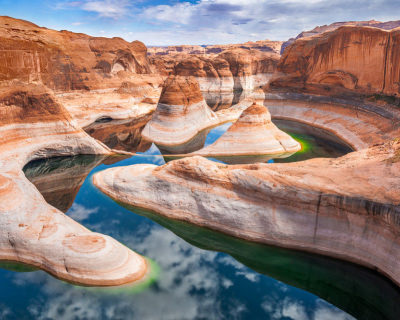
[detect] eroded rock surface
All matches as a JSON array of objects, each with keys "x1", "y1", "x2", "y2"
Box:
[
  {"x1": 0, "y1": 16, "x2": 163, "y2": 126},
  {"x1": 191, "y1": 103, "x2": 300, "y2": 163},
  {"x1": 94, "y1": 139, "x2": 400, "y2": 285},
  {"x1": 141, "y1": 76, "x2": 219, "y2": 152},
  {"x1": 273, "y1": 25, "x2": 400, "y2": 97},
  {"x1": 0, "y1": 83, "x2": 147, "y2": 286}
]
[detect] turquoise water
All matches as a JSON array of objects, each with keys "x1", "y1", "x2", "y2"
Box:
[{"x1": 10, "y1": 121, "x2": 398, "y2": 319}]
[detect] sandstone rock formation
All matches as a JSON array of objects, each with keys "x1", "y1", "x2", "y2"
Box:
[
  {"x1": 148, "y1": 40, "x2": 283, "y2": 56},
  {"x1": 273, "y1": 25, "x2": 400, "y2": 97},
  {"x1": 94, "y1": 138, "x2": 400, "y2": 286},
  {"x1": 281, "y1": 19, "x2": 400, "y2": 53},
  {"x1": 0, "y1": 16, "x2": 163, "y2": 126},
  {"x1": 141, "y1": 76, "x2": 219, "y2": 153},
  {"x1": 84, "y1": 114, "x2": 152, "y2": 153},
  {"x1": 191, "y1": 103, "x2": 301, "y2": 164},
  {"x1": 150, "y1": 48, "x2": 280, "y2": 100},
  {"x1": 0, "y1": 83, "x2": 147, "y2": 286}
]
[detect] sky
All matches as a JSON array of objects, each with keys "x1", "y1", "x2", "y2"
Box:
[{"x1": 0, "y1": 0, "x2": 399, "y2": 46}]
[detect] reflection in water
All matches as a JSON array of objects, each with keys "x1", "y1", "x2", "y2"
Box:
[
  {"x1": 84, "y1": 114, "x2": 152, "y2": 153},
  {"x1": 23, "y1": 155, "x2": 105, "y2": 212},
  {"x1": 13, "y1": 121, "x2": 385, "y2": 319},
  {"x1": 204, "y1": 90, "x2": 244, "y2": 111},
  {"x1": 274, "y1": 120, "x2": 353, "y2": 163},
  {"x1": 124, "y1": 206, "x2": 400, "y2": 320}
]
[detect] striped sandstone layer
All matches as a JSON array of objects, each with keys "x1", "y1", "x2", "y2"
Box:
[
  {"x1": 141, "y1": 76, "x2": 219, "y2": 152},
  {"x1": 0, "y1": 83, "x2": 147, "y2": 286},
  {"x1": 94, "y1": 138, "x2": 400, "y2": 286},
  {"x1": 190, "y1": 103, "x2": 300, "y2": 163},
  {"x1": 0, "y1": 16, "x2": 163, "y2": 127}
]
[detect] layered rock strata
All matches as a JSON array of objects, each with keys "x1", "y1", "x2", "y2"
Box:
[
  {"x1": 141, "y1": 76, "x2": 219, "y2": 153},
  {"x1": 273, "y1": 25, "x2": 400, "y2": 97},
  {"x1": 0, "y1": 16, "x2": 163, "y2": 126},
  {"x1": 281, "y1": 19, "x2": 400, "y2": 53},
  {"x1": 94, "y1": 139, "x2": 400, "y2": 286},
  {"x1": 148, "y1": 40, "x2": 283, "y2": 56},
  {"x1": 151, "y1": 49, "x2": 280, "y2": 96},
  {"x1": 190, "y1": 103, "x2": 301, "y2": 164},
  {"x1": 0, "y1": 83, "x2": 147, "y2": 286}
]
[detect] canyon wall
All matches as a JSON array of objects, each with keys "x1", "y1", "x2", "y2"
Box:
[
  {"x1": 148, "y1": 40, "x2": 283, "y2": 56},
  {"x1": 281, "y1": 20, "x2": 400, "y2": 53},
  {"x1": 273, "y1": 25, "x2": 400, "y2": 97}
]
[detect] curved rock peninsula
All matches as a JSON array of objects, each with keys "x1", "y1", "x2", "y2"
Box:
[
  {"x1": 0, "y1": 83, "x2": 147, "y2": 286},
  {"x1": 94, "y1": 138, "x2": 400, "y2": 286},
  {"x1": 94, "y1": 24, "x2": 400, "y2": 286},
  {"x1": 190, "y1": 103, "x2": 300, "y2": 164},
  {"x1": 141, "y1": 76, "x2": 220, "y2": 153}
]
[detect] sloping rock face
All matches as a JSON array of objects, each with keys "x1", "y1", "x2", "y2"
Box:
[
  {"x1": 151, "y1": 48, "x2": 280, "y2": 95},
  {"x1": 273, "y1": 25, "x2": 400, "y2": 97},
  {"x1": 94, "y1": 139, "x2": 400, "y2": 286},
  {"x1": 281, "y1": 20, "x2": 400, "y2": 53},
  {"x1": 192, "y1": 103, "x2": 300, "y2": 163},
  {"x1": 0, "y1": 16, "x2": 163, "y2": 126},
  {"x1": 148, "y1": 40, "x2": 283, "y2": 56},
  {"x1": 141, "y1": 76, "x2": 219, "y2": 151},
  {"x1": 0, "y1": 83, "x2": 147, "y2": 286},
  {"x1": 0, "y1": 16, "x2": 150, "y2": 90}
]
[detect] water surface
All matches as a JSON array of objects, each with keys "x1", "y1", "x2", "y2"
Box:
[{"x1": 8, "y1": 121, "x2": 397, "y2": 319}]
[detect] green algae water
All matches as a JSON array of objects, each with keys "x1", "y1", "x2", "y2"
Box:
[{"x1": 7, "y1": 120, "x2": 396, "y2": 319}]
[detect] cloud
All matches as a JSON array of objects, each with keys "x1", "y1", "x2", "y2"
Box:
[
  {"x1": 82, "y1": 0, "x2": 130, "y2": 18},
  {"x1": 67, "y1": 203, "x2": 99, "y2": 221},
  {"x1": 56, "y1": 0, "x2": 130, "y2": 19}
]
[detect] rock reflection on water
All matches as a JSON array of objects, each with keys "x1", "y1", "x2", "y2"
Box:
[
  {"x1": 84, "y1": 114, "x2": 152, "y2": 153},
  {"x1": 12, "y1": 120, "x2": 370, "y2": 320},
  {"x1": 23, "y1": 155, "x2": 105, "y2": 212}
]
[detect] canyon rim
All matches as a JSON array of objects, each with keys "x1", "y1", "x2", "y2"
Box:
[{"x1": 0, "y1": 2, "x2": 400, "y2": 319}]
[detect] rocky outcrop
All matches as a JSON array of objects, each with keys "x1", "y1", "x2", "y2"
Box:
[
  {"x1": 190, "y1": 103, "x2": 300, "y2": 164},
  {"x1": 273, "y1": 25, "x2": 400, "y2": 97},
  {"x1": 0, "y1": 83, "x2": 147, "y2": 286},
  {"x1": 94, "y1": 138, "x2": 400, "y2": 286},
  {"x1": 281, "y1": 20, "x2": 400, "y2": 53},
  {"x1": 148, "y1": 40, "x2": 283, "y2": 56},
  {"x1": 150, "y1": 49, "x2": 280, "y2": 96},
  {"x1": 141, "y1": 76, "x2": 219, "y2": 153},
  {"x1": 0, "y1": 16, "x2": 163, "y2": 126},
  {"x1": 84, "y1": 114, "x2": 152, "y2": 153}
]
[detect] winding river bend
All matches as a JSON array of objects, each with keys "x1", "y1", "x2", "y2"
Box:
[{"x1": 0, "y1": 120, "x2": 391, "y2": 319}]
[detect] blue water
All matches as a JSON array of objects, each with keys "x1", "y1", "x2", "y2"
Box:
[{"x1": 9, "y1": 121, "x2": 398, "y2": 319}]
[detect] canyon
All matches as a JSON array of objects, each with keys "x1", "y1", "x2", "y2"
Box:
[{"x1": 0, "y1": 12, "x2": 400, "y2": 303}]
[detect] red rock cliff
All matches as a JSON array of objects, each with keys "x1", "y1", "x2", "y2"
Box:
[
  {"x1": 0, "y1": 16, "x2": 152, "y2": 91},
  {"x1": 273, "y1": 26, "x2": 400, "y2": 97}
]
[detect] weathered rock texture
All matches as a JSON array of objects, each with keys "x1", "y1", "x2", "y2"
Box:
[
  {"x1": 148, "y1": 40, "x2": 283, "y2": 56},
  {"x1": 0, "y1": 83, "x2": 147, "y2": 286},
  {"x1": 281, "y1": 19, "x2": 400, "y2": 53},
  {"x1": 191, "y1": 103, "x2": 300, "y2": 163},
  {"x1": 273, "y1": 25, "x2": 400, "y2": 97},
  {"x1": 94, "y1": 139, "x2": 400, "y2": 286},
  {"x1": 84, "y1": 114, "x2": 152, "y2": 153},
  {"x1": 151, "y1": 49, "x2": 280, "y2": 95},
  {"x1": 141, "y1": 76, "x2": 219, "y2": 151},
  {"x1": 0, "y1": 16, "x2": 163, "y2": 126}
]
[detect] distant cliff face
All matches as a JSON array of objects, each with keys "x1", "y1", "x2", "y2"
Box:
[
  {"x1": 148, "y1": 40, "x2": 283, "y2": 56},
  {"x1": 273, "y1": 26, "x2": 400, "y2": 97},
  {"x1": 281, "y1": 20, "x2": 400, "y2": 54},
  {"x1": 151, "y1": 48, "x2": 280, "y2": 93},
  {"x1": 0, "y1": 16, "x2": 152, "y2": 92}
]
